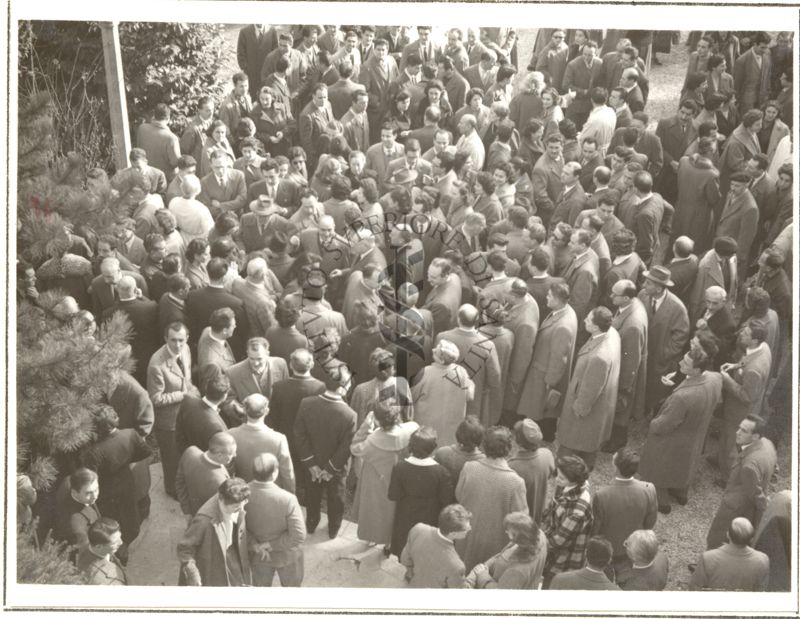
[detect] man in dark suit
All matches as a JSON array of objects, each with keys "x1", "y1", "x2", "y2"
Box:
[
  {"x1": 706, "y1": 413, "x2": 776, "y2": 550},
  {"x1": 550, "y1": 536, "x2": 621, "y2": 590},
  {"x1": 608, "y1": 113, "x2": 664, "y2": 179},
  {"x1": 109, "y1": 371, "x2": 154, "y2": 437},
  {"x1": 378, "y1": 26, "x2": 409, "y2": 65},
  {"x1": 260, "y1": 33, "x2": 308, "y2": 99},
  {"x1": 184, "y1": 257, "x2": 249, "y2": 359},
  {"x1": 175, "y1": 432, "x2": 236, "y2": 519},
  {"x1": 561, "y1": 229, "x2": 600, "y2": 327},
  {"x1": 591, "y1": 448, "x2": 657, "y2": 572},
  {"x1": 733, "y1": 32, "x2": 772, "y2": 114},
  {"x1": 198, "y1": 151, "x2": 248, "y2": 219},
  {"x1": 82, "y1": 408, "x2": 153, "y2": 551},
  {"x1": 298, "y1": 83, "x2": 334, "y2": 172},
  {"x1": 174, "y1": 370, "x2": 230, "y2": 455},
  {"x1": 439, "y1": 57, "x2": 469, "y2": 110},
  {"x1": 293, "y1": 365, "x2": 357, "y2": 538},
  {"x1": 326, "y1": 61, "x2": 362, "y2": 120},
  {"x1": 629, "y1": 171, "x2": 670, "y2": 267},
  {"x1": 462, "y1": 51, "x2": 498, "y2": 91},
  {"x1": 89, "y1": 257, "x2": 149, "y2": 318},
  {"x1": 400, "y1": 26, "x2": 442, "y2": 70},
  {"x1": 158, "y1": 273, "x2": 190, "y2": 337},
  {"x1": 103, "y1": 275, "x2": 159, "y2": 387},
  {"x1": 359, "y1": 38, "x2": 399, "y2": 144},
  {"x1": 237, "y1": 25, "x2": 277, "y2": 99},
  {"x1": 562, "y1": 39, "x2": 604, "y2": 130},
  {"x1": 667, "y1": 236, "x2": 699, "y2": 307},
  {"x1": 638, "y1": 266, "x2": 690, "y2": 414},
  {"x1": 693, "y1": 285, "x2": 736, "y2": 366},
  {"x1": 407, "y1": 108, "x2": 442, "y2": 154},
  {"x1": 655, "y1": 100, "x2": 699, "y2": 204}
]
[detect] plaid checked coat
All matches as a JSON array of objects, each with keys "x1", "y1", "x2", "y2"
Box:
[{"x1": 542, "y1": 483, "x2": 594, "y2": 581}]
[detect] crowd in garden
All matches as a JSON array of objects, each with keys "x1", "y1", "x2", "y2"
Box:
[{"x1": 17, "y1": 25, "x2": 794, "y2": 592}]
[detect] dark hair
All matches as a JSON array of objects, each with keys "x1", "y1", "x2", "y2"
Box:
[
  {"x1": 590, "y1": 306, "x2": 613, "y2": 332},
  {"x1": 206, "y1": 257, "x2": 229, "y2": 281},
  {"x1": 557, "y1": 119, "x2": 576, "y2": 140},
  {"x1": 482, "y1": 425, "x2": 513, "y2": 459},
  {"x1": 69, "y1": 467, "x2": 98, "y2": 492},
  {"x1": 585, "y1": 536, "x2": 614, "y2": 568},
  {"x1": 744, "y1": 414, "x2": 767, "y2": 438},
  {"x1": 218, "y1": 477, "x2": 250, "y2": 505},
  {"x1": 455, "y1": 415, "x2": 484, "y2": 451},
  {"x1": 88, "y1": 517, "x2": 121, "y2": 547},
  {"x1": 186, "y1": 238, "x2": 209, "y2": 263},
  {"x1": 556, "y1": 455, "x2": 589, "y2": 485},
  {"x1": 614, "y1": 447, "x2": 640, "y2": 478},
  {"x1": 409, "y1": 426, "x2": 438, "y2": 458}
]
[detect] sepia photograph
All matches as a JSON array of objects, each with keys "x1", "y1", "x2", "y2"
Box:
[{"x1": 6, "y1": 1, "x2": 798, "y2": 615}]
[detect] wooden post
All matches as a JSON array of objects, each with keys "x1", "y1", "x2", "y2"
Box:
[{"x1": 99, "y1": 22, "x2": 131, "y2": 172}]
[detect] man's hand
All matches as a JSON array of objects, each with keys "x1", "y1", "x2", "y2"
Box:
[
  {"x1": 309, "y1": 465, "x2": 323, "y2": 482},
  {"x1": 670, "y1": 160, "x2": 679, "y2": 172},
  {"x1": 661, "y1": 372, "x2": 676, "y2": 387},
  {"x1": 211, "y1": 200, "x2": 221, "y2": 208},
  {"x1": 254, "y1": 541, "x2": 272, "y2": 561},
  {"x1": 329, "y1": 269, "x2": 343, "y2": 278}
]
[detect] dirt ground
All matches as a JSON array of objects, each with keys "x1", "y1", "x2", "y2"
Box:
[{"x1": 215, "y1": 26, "x2": 791, "y2": 591}]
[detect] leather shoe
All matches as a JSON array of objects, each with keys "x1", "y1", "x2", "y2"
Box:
[
  {"x1": 668, "y1": 488, "x2": 689, "y2": 505},
  {"x1": 687, "y1": 563, "x2": 697, "y2": 574},
  {"x1": 306, "y1": 518, "x2": 319, "y2": 534},
  {"x1": 328, "y1": 523, "x2": 341, "y2": 539},
  {"x1": 657, "y1": 503, "x2": 672, "y2": 515}
]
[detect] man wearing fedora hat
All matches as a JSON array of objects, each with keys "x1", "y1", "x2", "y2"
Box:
[
  {"x1": 240, "y1": 194, "x2": 296, "y2": 254},
  {"x1": 637, "y1": 265, "x2": 690, "y2": 415},
  {"x1": 385, "y1": 139, "x2": 433, "y2": 191},
  {"x1": 714, "y1": 172, "x2": 759, "y2": 269}
]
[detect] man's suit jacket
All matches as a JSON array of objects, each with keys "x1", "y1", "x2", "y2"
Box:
[
  {"x1": 443, "y1": 72, "x2": 470, "y2": 110},
  {"x1": 625, "y1": 84, "x2": 646, "y2": 114},
  {"x1": 359, "y1": 55, "x2": 400, "y2": 119},
  {"x1": 229, "y1": 422, "x2": 295, "y2": 491},
  {"x1": 110, "y1": 371, "x2": 155, "y2": 436},
  {"x1": 667, "y1": 255, "x2": 699, "y2": 306},
  {"x1": 158, "y1": 293, "x2": 186, "y2": 337},
  {"x1": 294, "y1": 392, "x2": 357, "y2": 476},
  {"x1": 562, "y1": 57, "x2": 604, "y2": 115},
  {"x1": 592, "y1": 477, "x2": 657, "y2": 557},
  {"x1": 700, "y1": 304, "x2": 737, "y2": 364},
  {"x1": 245, "y1": 480, "x2": 306, "y2": 568},
  {"x1": 715, "y1": 190, "x2": 759, "y2": 266},
  {"x1": 379, "y1": 29, "x2": 410, "y2": 63},
  {"x1": 609, "y1": 128, "x2": 664, "y2": 178},
  {"x1": 722, "y1": 344, "x2": 771, "y2": 422},
  {"x1": 562, "y1": 249, "x2": 600, "y2": 324},
  {"x1": 551, "y1": 183, "x2": 588, "y2": 228},
  {"x1": 226, "y1": 357, "x2": 289, "y2": 402},
  {"x1": 174, "y1": 395, "x2": 228, "y2": 455},
  {"x1": 104, "y1": 297, "x2": 160, "y2": 384},
  {"x1": 464, "y1": 39, "x2": 490, "y2": 67},
  {"x1": 687, "y1": 250, "x2": 738, "y2": 322},
  {"x1": 175, "y1": 446, "x2": 230, "y2": 516},
  {"x1": 269, "y1": 375, "x2": 327, "y2": 439},
  {"x1": 557, "y1": 328, "x2": 621, "y2": 452},
  {"x1": 327, "y1": 78, "x2": 363, "y2": 120},
  {"x1": 550, "y1": 567, "x2": 621, "y2": 590},
  {"x1": 656, "y1": 115, "x2": 698, "y2": 177},
  {"x1": 237, "y1": 25, "x2": 277, "y2": 96},
  {"x1": 198, "y1": 171, "x2": 248, "y2": 218},
  {"x1": 298, "y1": 101, "x2": 334, "y2": 160},
  {"x1": 400, "y1": 39, "x2": 442, "y2": 70},
  {"x1": 578, "y1": 151, "x2": 604, "y2": 192},
  {"x1": 421, "y1": 273, "x2": 462, "y2": 336},
  {"x1": 461, "y1": 64, "x2": 491, "y2": 91},
  {"x1": 260, "y1": 49, "x2": 307, "y2": 94},
  {"x1": 503, "y1": 295, "x2": 540, "y2": 411},
  {"x1": 177, "y1": 494, "x2": 251, "y2": 586},
  {"x1": 631, "y1": 193, "x2": 669, "y2": 267},
  {"x1": 536, "y1": 45, "x2": 569, "y2": 93},
  {"x1": 690, "y1": 543, "x2": 769, "y2": 591},
  {"x1": 407, "y1": 125, "x2": 439, "y2": 154},
  {"x1": 147, "y1": 344, "x2": 197, "y2": 432},
  {"x1": 718, "y1": 124, "x2": 761, "y2": 196},
  {"x1": 89, "y1": 271, "x2": 149, "y2": 317},
  {"x1": 612, "y1": 299, "x2": 649, "y2": 423},
  {"x1": 364, "y1": 142, "x2": 405, "y2": 192},
  {"x1": 340, "y1": 108, "x2": 371, "y2": 153},
  {"x1": 518, "y1": 305, "x2": 578, "y2": 420},
  {"x1": 197, "y1": 327, "x2": 236, "y2": 370},
  {"x1": 532, "y1": 154, "x2": 564, "y2": 225},
  {"x1": 638, "y1": 290, "x2": 690, "y2": 379},
  {"x1": 136, "y1": 121, "x2": 181, "y2": 182},
  {"x1": 185, "y1": 286, "x2": 250, "y2": 359},
  {"x1": 385, "y1": 156, "x2": 433, "y2": 189},
  {"x1": 733, "y1": 48, "x2": 772, "y2": 112}
]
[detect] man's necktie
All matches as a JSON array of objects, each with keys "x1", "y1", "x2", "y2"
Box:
[
  {"x1": 350, "y1": 53, "x2": 355, "y2": 67},
  {"x1": 176, "y1": 355, "x2": 186, "y2": 377},
  {"x1": 111, "y1": 284, "x2": 119, "y2": 302},
  {"x1": 721, "y1": 258, "x2": 732, "y2": 292},
  {"x1": 650, "y1": 297, "x2": 657, "y2": 315}
]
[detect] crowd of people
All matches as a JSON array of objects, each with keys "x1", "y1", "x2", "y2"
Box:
[{"x1": 18, "y1": 25, "x2": 793, "y2": 592}]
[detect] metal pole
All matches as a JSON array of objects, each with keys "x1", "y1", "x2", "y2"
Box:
[{"x1": 99, "y1": 22, "x2": 131, "y2": 172}]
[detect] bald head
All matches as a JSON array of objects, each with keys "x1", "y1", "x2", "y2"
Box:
[
  {"x1": 53, "y1": 296, "x2": 80, "y2": 321},
  {"x1": 728, "y1": 517, "x2": 755, "y2": 546},
  {"x1": 457, "y1": 304, "x2": 479, "y2": 329},
  {"x1": 243, "y1": 393, "x2": 269, "y2": 420},
  {"x1": 673, "y1": 236, "x2": 694, "y2": 258},
  {"x1": 117, "y1": 275, "x2": 137, "y2": 300}
]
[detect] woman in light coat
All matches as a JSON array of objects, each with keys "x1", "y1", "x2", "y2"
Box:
[{"x1": 350, "y1": 401, "x2": 419, "y2": 550}]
